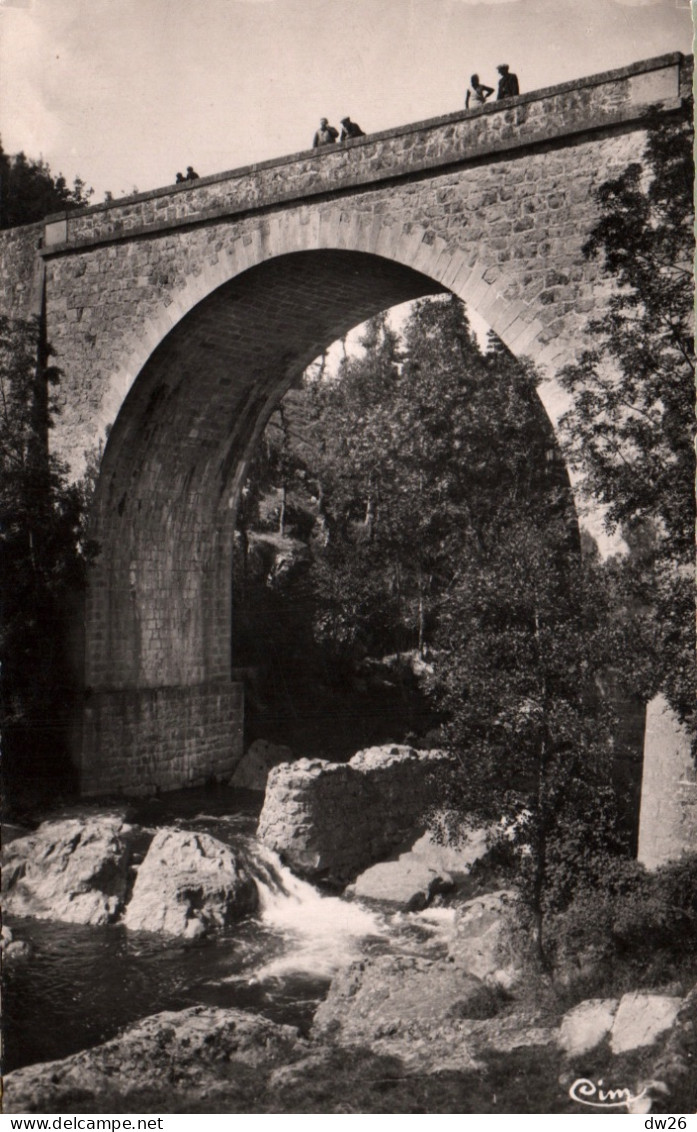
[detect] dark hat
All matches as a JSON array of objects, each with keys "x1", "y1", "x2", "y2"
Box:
[
  {"x1": 497, "y1": 63, "x2": 509, "y2": 72},
  {"x1": 341, "y1": 117, "x2": 351, "y2": 124}
]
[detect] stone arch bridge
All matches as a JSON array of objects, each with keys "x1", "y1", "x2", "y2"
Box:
[{"x1": 1, "y1": 53, "x2": 693, "y2": 861}]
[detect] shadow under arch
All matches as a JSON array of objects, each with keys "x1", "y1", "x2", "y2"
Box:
[{"x1": 82, "y1": 244, "x2": 576, "y2": 796}]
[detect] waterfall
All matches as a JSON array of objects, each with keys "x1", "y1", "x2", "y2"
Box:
[{"x1": 244, "y1": 841, "x2": 385, "y2": 979}]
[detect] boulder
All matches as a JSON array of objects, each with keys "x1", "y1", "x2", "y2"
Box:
[
  {"x1": 258, "y1": 745, "x2": 453, "y2": 883},
  {"x1": 347, "y1": 823, "x2": 489, "y2": 910},
  {"x1": 559, "y1": 998, "x2": 618, "y2": 1056},
  {"x1": 2, "y1": 1006, "x2": 307, "y2": 1113},
  {"x1": 313, "y1": 954, "x2": 493, "y2": 1040},
  {"x1": 610, "y1": 993, "x2": 682, "y2": 1054},
  {"x1": 3, "y1": 939, "x2": 31, "y2": 961},
  {"x1": 124, "y1": 827, "x2": 258, "y2": 937},
  {"x1": 348, "y1": 857, "x2": 453, "y2": 911},
  {"x1": 313, "y1": 953, "x2": 554, "y2": 1073},
  {"x1": 231, "y1": 739, "x2": 293, "y2": 791},
  {"x1": 2, "y1": 816, "x2": 143, "y2": 926},
  {"x1": 313, "y1": 953, "x2": 486, "y2": 1070},
  {"x1": 447, "y1": 890, "x2": 521, "y2": 988}
]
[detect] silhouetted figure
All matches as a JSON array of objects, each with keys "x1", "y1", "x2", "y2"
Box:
[
  {"x1": 340, "y1": 116, "x2": 365, "y2": 141},
  {"x1": 175, "y1": 172, "x2": 186, "y2": 183},
  {"x1": 312, "y1": 118, "x2": 339, "y2": 147},
  {"x1": 185, "y1": 166, "x2": 199, "y2": 180},
  {"x1": 465, "y1": 74, "x2": 494, "y2": 109},
  {"x1": 496, "y1": 64, "x2": 520, "y2": 100}
]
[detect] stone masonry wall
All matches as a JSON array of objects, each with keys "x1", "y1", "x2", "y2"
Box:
[
  {"x1": 81, "y1": 682, "x2": 243, "y2": 797},
  {"x1": 257, "y1": 745, "x2": 453, "y2": 884},
  {"x1": 43, "y1": 55, "x2": 683, "y2": 252},
  {"x1": 0, "y1": 222, "x2": 43, "y2": 318}
]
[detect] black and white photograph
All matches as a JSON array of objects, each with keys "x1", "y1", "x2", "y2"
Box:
[{"x1": 0, "y1": 0, "x2": 695, "y2": 1118}]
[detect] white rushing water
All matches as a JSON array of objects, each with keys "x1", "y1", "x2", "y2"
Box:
[{"x1": 247, "y1": 842, "x2": 385, "y2": 979}]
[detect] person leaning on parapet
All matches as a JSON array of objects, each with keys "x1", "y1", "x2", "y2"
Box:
[
  {"x1": 496, "y1": 64, "x2": 519, "y2": 100},
  {"x1": 175, "y1": 166, "x2": 200, "y2": 183},
  {"x1": 340, "y1": 116, "x2": 365, "y2": 141},
  {"x1": 465, "y1": 74, "x2": 494, "y2": 109},
  {"x1": 312, "y1": 118, "x2": 339, "y2": 147}
]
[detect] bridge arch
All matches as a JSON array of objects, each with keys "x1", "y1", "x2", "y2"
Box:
[
  {"x1": 95, "y1": 209, "x2": 573, "y2": 452},
  {"x1": 83, "y1": 233, "x2": 575, "y2": 795}
]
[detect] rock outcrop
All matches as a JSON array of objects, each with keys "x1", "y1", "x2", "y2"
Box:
[
  {"x1": 2, "y1": 816, "x2": 144, "y2": 926},
  {"x1": 447, "y1": 890, "x2": 521, "y2": 988},
  {"x1": 313, "y1": 953, "x2": 554, "y2": 1072},
  {"x1": 559, "y1": 998, "x2": 619, "y2": 1056},
  {"x1": 559, "y1": 992, "x2": 685, "y2": 1059},
  {"x1": 610, "y1": 993, "x2": 683, "y2": 1055},
  {"x1": 349, "y1": 857, "x2": 454, "y2": 910},
  {"x1": 313, "y1": 955, "x2": 484, "y2": 1071},
  {"x1": 347, "y1": 824, "x2": 490, "y2": 911},
  {"x1": 231, "y1": 739, "x2": 293, "y2": 791},
  {"x1": 258, "y1": 745, "x2": 452, "y2": 883},
  {"x1": 1, "y1": 924, "x2": 31, "y2": 961},
  {"x1": 123, "y1": 827, "x2": 258, "y2": 937},
  {"x1": 2, "y1": 1006, "x2": 307, "y2": 1114}
]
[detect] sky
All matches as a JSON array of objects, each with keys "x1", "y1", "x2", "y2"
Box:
[{"x1": 0, "y1": 0, "x2": 693, "y2": 200}]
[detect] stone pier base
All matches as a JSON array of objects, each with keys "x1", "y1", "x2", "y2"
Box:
[
  {"x1": 80, "y1": 682, "x2": 244, "y2": 797},
  {"x1": 637, "y1": 694, "x2": 697, "y2": 869}
]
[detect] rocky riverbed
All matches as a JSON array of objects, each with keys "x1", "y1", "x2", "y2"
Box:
[{"x1": 4, "y1": 746, "x2": 697, "y2": 1114}]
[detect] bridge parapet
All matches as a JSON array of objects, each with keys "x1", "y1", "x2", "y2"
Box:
[{"x1": 43, "y1": 53, "x2": 687, "y2": 255}]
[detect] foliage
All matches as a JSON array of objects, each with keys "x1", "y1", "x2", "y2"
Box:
[
  {"x1": 305, "y1": 299, "x2": 562, "y2": 662},
  {"x1": 433, "y1": 463, "x2": 626, "y2": 959},
  {"x1": 542, "y1": 851, "x2": 697, "y2": 987},
  {"x1": 0, "y1": 139, "x2": 93, "y2": 229},
  {"x1": 559, "y1": 104, "x2": 695, "y2": 739},
  {"x1": 0, "y1": 316, "x2": 94, "y2": 801}
]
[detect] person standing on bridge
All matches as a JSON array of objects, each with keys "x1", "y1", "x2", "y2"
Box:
[
  {"x1": 465, "y1": 74, "x2": 494, "y2": 109},
  {"x1": 312, "y1": 118, "x2": 339, "y2": 147},
  {"x1": 340, "y1": 116, "x2": 365, "y2": 141},
  {"x1": 496, "y1": 64, "x2": 520, "y2": 99}
]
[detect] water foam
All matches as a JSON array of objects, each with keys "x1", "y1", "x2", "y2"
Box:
[{"x1": 247, "y1": 843, "x2": 384, "y2": 979}]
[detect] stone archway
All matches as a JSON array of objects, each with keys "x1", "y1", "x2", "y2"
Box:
[{"x1": 82, "y1": 237, "x2": 576, "y2": 796}]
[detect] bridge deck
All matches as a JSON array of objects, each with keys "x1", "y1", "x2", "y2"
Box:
[{"x1": 42, "y1": 52, "x2": 688, "y2": 255}]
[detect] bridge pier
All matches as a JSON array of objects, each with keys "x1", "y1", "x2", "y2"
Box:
[
  {"x1": 80, "y1": 681, "x2": 244, "y2": 796},
  {"x1": 637, "y1": 696, "x2": 697, "y2": 868}
]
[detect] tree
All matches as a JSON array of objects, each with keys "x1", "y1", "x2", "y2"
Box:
[
  {"x1": 0, "y1": 139, "x2": 93, "y2": 229},
  {"x1": 0, "y1": 316, "x2": 94, "y2": 803},
  {"x1": 559, "y1": 104, "x2": 695, "y2": 741},
  {"x1": 434, "y1": 504, "x2": 623, "y2": 963},
  {"x1": 307, "y1": 299, "x2": 536, "y2": 660}
]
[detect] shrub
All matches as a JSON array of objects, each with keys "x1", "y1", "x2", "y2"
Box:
[{"x1": 543, "y1": 851, "x2": 697, "y2": 987}]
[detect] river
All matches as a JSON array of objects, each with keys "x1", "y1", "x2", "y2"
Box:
[{"x1": 2, "y1": 791, "x2": 454, "y2": 1074}]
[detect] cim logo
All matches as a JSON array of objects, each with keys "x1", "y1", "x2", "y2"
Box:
[
  {"x1": 570, "y1": 1077, "x2": 643, "y2": 1109},
  {"x1": 570, "y1": 1078, "x2": 691, "y2": 1122}
]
